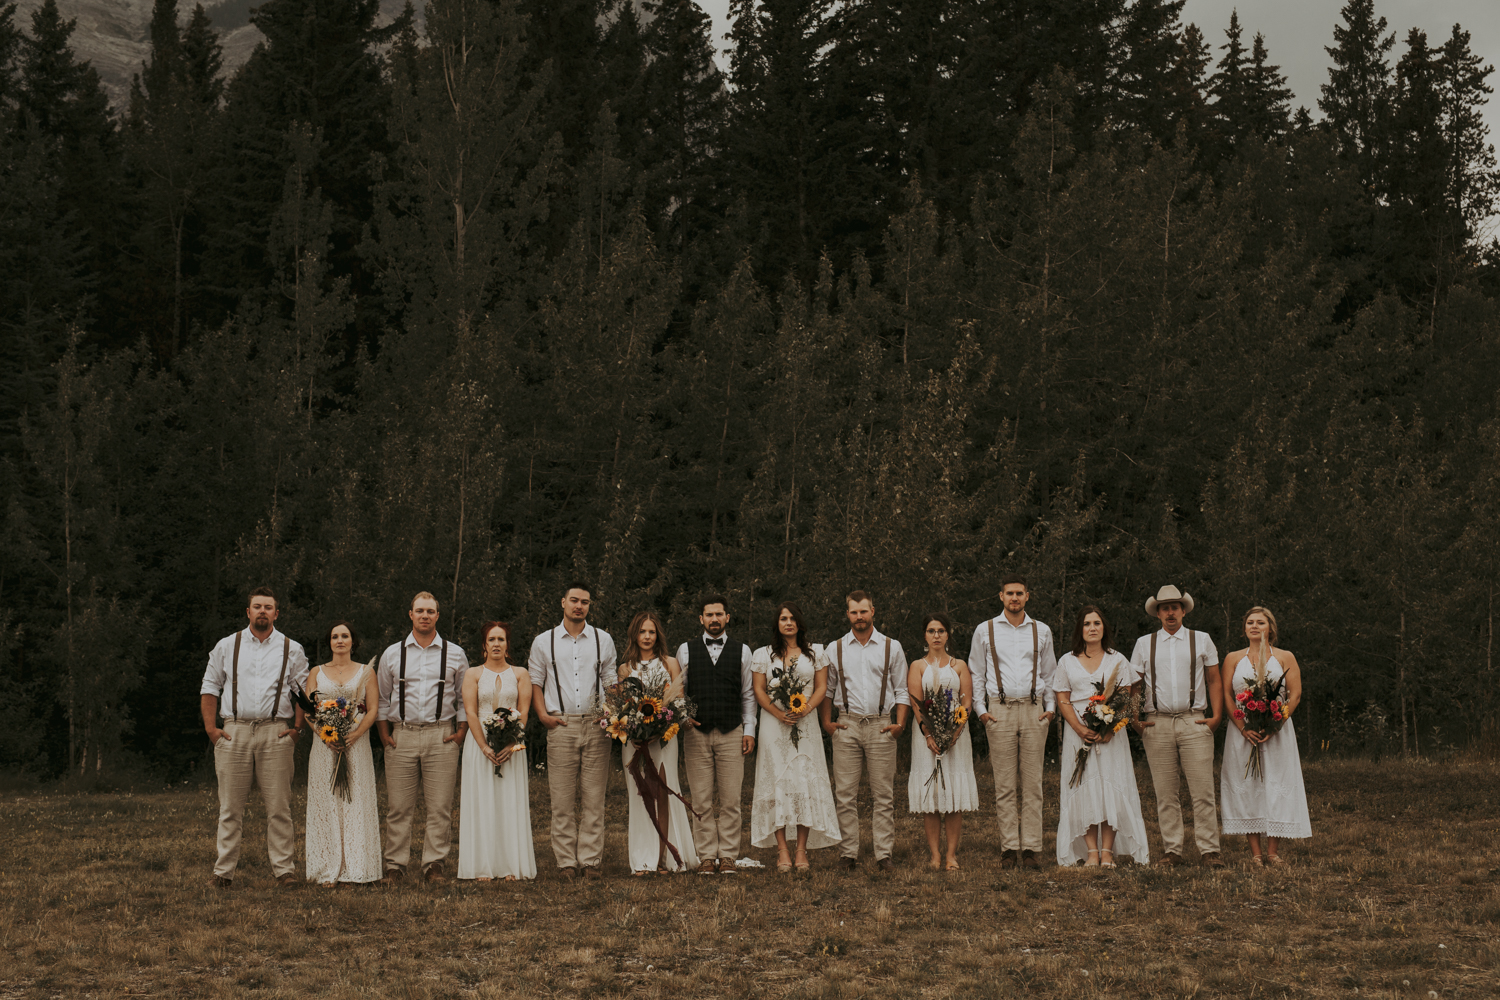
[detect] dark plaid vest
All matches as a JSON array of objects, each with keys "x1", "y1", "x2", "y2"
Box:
[{"x1": 684, "y1": 637, "x2": 744, "y2": 733}]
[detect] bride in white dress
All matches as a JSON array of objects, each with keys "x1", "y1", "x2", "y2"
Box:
[
  {"x1": 750, "y1": 601, "x2": 840, "y2": 873},
  {"x1": 618, "y1": 611, "x2": 698, "y2": 875},
  {"x1": 458, "y1": 622, "x2": 536, "y2": 881},
  {"x1": 1221, "y1": 606, "x2": 1311, "y2": 866},
  {"x1": 1054, "y1": 606, "x2": 1150, "y2": 868},
  {"x1": 305, "y1": 621, "x2": 383, "y2": 886},
  {"x1": 905, "y1": 612, "x2": 979, "y2": 870}
]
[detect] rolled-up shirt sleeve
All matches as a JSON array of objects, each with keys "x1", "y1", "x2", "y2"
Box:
[
  {"x1": 741, "y1": 646, "x2": 757, "y2": 735},
  {"x1": 968, "y1": 625, "x2": 991, "y2": 706},
  {"x1": 377, "y1": 645, "x2": 397, "y2": 722},
  {"x1": 452, "y1": 646, "x2": 470, "y2": 722},
  {"x1": 200, "y1": 634, "x2": 231, "y2": 698},
  {"x1": 1039, "y1": 629, "x2": 1059, "y2": 713},
  {"x1": 890, "y1": 641, "x2": 911, "y2": 706}
]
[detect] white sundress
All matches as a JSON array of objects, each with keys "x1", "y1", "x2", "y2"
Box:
[
  {"x1": 1221, "y1": 654, "x2": 1312, "y2": 840},
  {"x1": 749, "y1": 644, "x2": 842, "y2": 850},
  {"x1": 906, "y1": 659, "x2": 980, "y2": 814},
  {"x1": 457, "y1": 666, "x2": 537, "y2": 880},
  {"x1": 305, "y1": 663, "x2": 382, "y2": 884},
  {"x1": 622, "y1": 658, "x2": 699, "y2": 872}
]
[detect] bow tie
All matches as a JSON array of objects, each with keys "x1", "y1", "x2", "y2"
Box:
[{"x1": 705, "y1": 638, "x2": 725, "y2": 647}]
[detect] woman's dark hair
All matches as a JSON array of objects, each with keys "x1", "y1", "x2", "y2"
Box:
[
  {"x1": 326, "y1": 620, "x2": 360, "y2": 659},
  {"x1": 1070, "y1": 605, "x2": 1115, "y2": 657},
  {"x1": 621, "y1": 610, "x2": 669, "y2": 668},
  {"x1": 768, "y1": 601, "x2": 815, "y2": 660},
  {"x1": 477, "y1": 621, "x2": 511, "y2": 660},
  {"x1": 922, "y1": 612, "x2": 954, "y2": 643}
]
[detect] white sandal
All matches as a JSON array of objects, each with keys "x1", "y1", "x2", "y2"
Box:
[{"x1": 1100, "y1": 850, "x2": 1117, "y2": 869}]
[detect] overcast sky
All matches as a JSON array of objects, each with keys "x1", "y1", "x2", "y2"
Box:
[{"x1": 694, "y1": 1, "x2": 1500, "y2": 125}]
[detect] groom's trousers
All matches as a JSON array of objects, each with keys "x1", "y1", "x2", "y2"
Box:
[
  {"x1": 383, "y1": 720, "x2": 460, "y2": 872},
  {"x1": 213, "y1": 718, "x2": 296, "y2": 879},
  {"x1": 546, "y1": 715, "x2": 611, "y2": 869}
]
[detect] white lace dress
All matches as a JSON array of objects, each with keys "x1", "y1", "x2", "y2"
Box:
[
  {"x1": 749, "y1": 644, "x2": 841, "y2": 850},
  {"x1": 305, "y1": 663, "x2": 382, "y2": 884},
  {"x1": 622, "y1": 658, "x2": 699, "y2": 873},
  {"x1": 1055, "y1": 652, "x2": 1151, "y2": 866},
  {"x1": 907, "y1": 660, "x2": 980, "y2": 814},
  {"x1": 458, "y1": 665, "x2": 537, "y2": 880},
  {"x1": 1221, "y1": 654, "x2": 1312, "y2": 840}
]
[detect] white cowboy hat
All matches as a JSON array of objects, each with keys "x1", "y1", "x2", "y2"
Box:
[{"x1": 1145, "y1": 585, "x2": 1195, "y2": 616}]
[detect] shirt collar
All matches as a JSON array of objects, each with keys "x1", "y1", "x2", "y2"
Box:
[
  {"x1": 703, "y1": 632, "x2": 726, "y2": 643},
  {"x1": 996, "y1": 613, "x2": 1034, "y2": 630},
  {"x1": 405, "y1": 630, "x2": 445, "y2": 649},
  {"x1": 846, "y1": 628, "x2": 884, "y2": 647},
  {"x1": 555, "y1": 622, "x2": 593, "y2": 641},
  {"x1": 244, "y1": 626, "x2": 281, "y2": 645},
  {"x1": 1158, "y1": 627, "x2": 1188, "y2": 640}
]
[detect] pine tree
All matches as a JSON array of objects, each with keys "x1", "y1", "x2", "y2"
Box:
[
  {"x1": 1107, "y1": 0, "x2": 1194, "y2": 141},
  {"x1": 1318, "y1": 0, "x2": 1395, "y2": 189},
  {"x1": 1386, "y1": 29, "x2": 1453, "y2": 309},
  {"x1": 1437, "y1": 24, "x2": 1498, "y2": 246},
  {"x1": 1208, "y1": 13, "x2": 1290, "y2": 151}
]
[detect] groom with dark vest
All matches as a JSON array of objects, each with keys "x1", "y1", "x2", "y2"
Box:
[{"x1": 676, "y1": 595, "x2": 757, "y2": 875}]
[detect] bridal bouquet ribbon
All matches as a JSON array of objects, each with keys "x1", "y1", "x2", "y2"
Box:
[
  {"x1": 1069, "y1": 664, "x2": 1136, "y2": 788},
  {"x1": 293, "y1": 686, "x2": 363, "y2": 801},
  {"x1": 767, "y1": 659, "x2": 809, "y2": 749},
  {"x1": 920, "y1": 685, "x2": 968, "y2": 792},
  {"x1": 1233, "y1": 665, "x2": 1287, "y2": 780},
  {"x1": 481, "y1": 707, "x2": 526, "y2": 776},
  {"x1": 595, "y1": 674, "x2": 700, "y2": 866}
]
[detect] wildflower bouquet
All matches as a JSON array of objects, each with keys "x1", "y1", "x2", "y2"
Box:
[
  {"x1": 293, "y1": 686, "x2": 364, "y2": 801},
  {"x1": 766, "y1": 655, "x2": 810, "y2": 749},
  {"x1": 482, "y1": 706, "x2": 526, "y2": 776},
  {"x1": 919, "y1": 683, "x2": 969, "y2": 791},
  {"x1": 596, "y1": 672, "x2": 699, "y2": 866},
  {"x1": 1068, "y1": 664, "x2": 1136, "y2": 788},
  {"x1": 1233, "y1": 666, "x2": 1287, "y2": 780}
]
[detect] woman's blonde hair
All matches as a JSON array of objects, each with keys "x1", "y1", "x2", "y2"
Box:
[{"x1": 1243, "y1": 606, "x2": 1279, "y2": 677}]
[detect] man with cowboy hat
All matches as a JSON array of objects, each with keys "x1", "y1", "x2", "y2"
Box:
[{"x1": 1130, "y1": 585, "x2": 1225, "y2": 868}]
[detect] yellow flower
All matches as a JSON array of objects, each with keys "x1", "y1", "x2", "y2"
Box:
[
  {"x1": 638, "y1": 696, "x2": 664, "y2": 721},
  {"x1": 318, "y1": 725, "x2": 338, "y2": 745},
  {"x1": 1113, "y1": 719, "x2": 1129, "y2": 732},
  {"x1": 663, "y1": 724, "x2": 680, "y2": 743},
  {"x1": 320, "y1": 699, "x2": 338, "y2": 710},
  {"x1": 606, "y1": 718, "x2": 629, "y2": 742},
  {"x1": 788, "y1": 692, "x2": 807, "y2": 713},
  {"x1": 954, "y1": 705, "x2": 969, "y2": 725}
]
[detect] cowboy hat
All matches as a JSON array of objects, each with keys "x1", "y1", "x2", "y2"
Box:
[{"x1": 1145, "y1": 585, "x2": 1194, "y2": 616}]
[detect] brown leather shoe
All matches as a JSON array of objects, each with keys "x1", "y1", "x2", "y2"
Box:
[
  {"x1": 559, "y1": 866, "x2": 577, "y2": 880},
  {"x1": 1021, "y1": 850, "x2": 1041, "y2": 870},
  {"x1": 1154, "y1": 854, "x2": 1180, "y2": 868},
  {"x1": 209, "y1": 875, "x2": 233, "y2": 889},
  {"x1": 999, "y1": 850, "x2": 1018, "y2": 869},
  {"x1": 583, "y1": 866, "x2": 603, "y2": 881},
  {"x1": 876, "y1": 858, "x2": 895, "y2": 872},
  {"x1": 697, "y1": 859, "x2": 717, "y2": 875},
  {"x1": 382, "y1": 867, "x2": 406, "y2": 884},
  {"x1": 275, "y1": 872, "x2": 299, "y2": 888},
  {"x1": 718, "y1": 858, "x2": 738, "y2": 875},
  {"x1": 1201, "y1": 853, "x2": 1227, "y2": 869},
  {"x1": 837, "y1": 856, "x2": 859, "y2": 872},
  {"x1": 423, "y1": 864, "x2": 448, "y2": 883}
]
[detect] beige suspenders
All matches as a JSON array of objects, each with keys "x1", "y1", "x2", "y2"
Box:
[
  {"x1": 1148, "y1": 630, "x2": 1199, "y2": 713},
  {"x1": 838, "y1": 636, "x2": 893, "y2": 715},
  {"x1": 987, "y1": 618, "x2": 1039, "y2": 705},
  {"x1": 229, "y1": 631, "x2": 290, "y2": 720}
]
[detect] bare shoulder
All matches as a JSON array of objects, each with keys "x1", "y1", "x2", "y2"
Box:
[
  {"x1": 952, "y1": 658, "x2": 971, "y2": 672},
  {"x1": 1224, "y1": 648, "x2": 1249, "y2": 667},
  {"x1": 665, "y1": 655, "x2": 681, "y2": 672},
  {"x1": 1274, "y1": 648, "x2": 1299, "y2": 668}
]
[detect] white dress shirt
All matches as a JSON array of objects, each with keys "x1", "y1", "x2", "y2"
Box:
[
  {"x1": 826, "y1": 629, "x2": 910, "y2": 716},
  {"x1": 676, "y1": 633, "x2": 758, "y2": 736},
  {"x1": 1130, "y1": 628, "x2": 1220, "y2": 714},
  {"x1": 200, "y1": 627, "x2": 310, "y2": 720},
  {"x1": 528, "y1": 623, "x2": 618, "y2": 716},
  {"x1": 968, "y1": 613, "x2": 1059, "y2": 713},
  {"x1": 377, "y1": 632, "x2": 469, "y2": 723}
]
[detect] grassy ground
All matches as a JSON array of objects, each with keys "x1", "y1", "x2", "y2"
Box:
[{"x1": 0, "y1": 754, "x2": 1497, "y2": 999}]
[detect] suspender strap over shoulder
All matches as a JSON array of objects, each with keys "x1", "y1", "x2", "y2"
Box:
[
  {"x1": 878, "y1": 637, "x2": 891, "y2": 715},
  {"x1": 275, "y1": 635, "x2": 290, "y2": 720},
  {"x1": 988, "y1": 619, "x2": 1001, "y2": 705},
  {"x1": 987, "y1": 619, "x2": 1039, "y2": 704},
  {"x1": 1029, "y1": 620, "x2": 1039, "y2": 705},
  {"x1": 432, "y1": 641, "x2": 448, "y2": 723},
  {"x1": 1149, "y1": 632, "x2": 1158, "y2": 713},
  {"x1": 399, "y1": 642, "x2": 407, "y2": 721},
  {"x1": 231, "y1": 631, "x2": 242, "y2": 717},
  {"x1": 837, "y1": 640, "x2": 848, "y2": 713},
  {"x1": 549, "y1": 627, "x2": 603, "y2": 713},
  {"x1": 1189, "y1": 630, "x2": 1198, "y2": 710}
]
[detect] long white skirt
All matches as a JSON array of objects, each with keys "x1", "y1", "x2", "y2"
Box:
[
  {"x1": 624, "y1": 738, "x2": 699, "y2": 872},
  {"x1": 749, "y1": 709, "x2": 841, "y2": 850},
  {"x1": 907, "y1": 724, "x2": 980, "y2": 814},
  {"x1": 1221, "y1": 719, "x2": 1313, "y2": 839},
  {"x1": 457, "y1": 738, "x2": 537, "y2": 880},
  {"x1": 1056, "y1": 726, "x2": 1151, "y2": 866}
]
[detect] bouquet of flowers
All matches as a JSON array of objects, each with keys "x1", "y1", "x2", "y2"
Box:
[
  {"x1": 919, "y1": 684, "x2": 969, "y2": 791},
  {"x1": 1233, "y1": 665, "x2": 1287, "y2": 780},
  {"x1": 293, "y1": 686, "x2": 364, "y2": 801},
  {"x1": 1068, "y1": 664, "x2": 1136, "y2": 788},
  {"x1": 767, "y1": 655, "x2": 810, "y2": 749},
  {"x1": 596, "y1": 672, "x2": 699, "y2": 866},
  {"x1": 481, "y1": 706, "x2": 526, "y2": 776}
]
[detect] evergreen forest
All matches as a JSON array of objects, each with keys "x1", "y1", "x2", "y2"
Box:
[{"x1": 1, "y1": 0, "x2": 1498, "y2": 779}]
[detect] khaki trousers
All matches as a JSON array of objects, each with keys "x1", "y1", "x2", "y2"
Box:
[
  {"x1": 1140, "y1": 711, "x2": 1220, "y2": 857},
  {"x1": 683, "y1": 726, "x2": 745, "y2": 862},
  {"x1": 984, "y1": 699, "x2": 1048, "y2": 853},
  {"x1": 383, "y1": 721, "x2": 460, "y2": 872},
  {"x1": 212, "y1": 719, "x2": 297, "y2": 878},
  {"x1": 545, "y1": 716, "x2": 611, "y2": 870},
  {"x1": 831, "y1": 715, "x2": 898, "y2": 861}
]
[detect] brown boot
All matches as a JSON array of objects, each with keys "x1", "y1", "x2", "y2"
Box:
[
  {"x1": 999, "y1": 850, "x2": 1018, "y2": 869},
  {"x1": 1200, "y1": 853, "x2": 1226, "y2": 869}
]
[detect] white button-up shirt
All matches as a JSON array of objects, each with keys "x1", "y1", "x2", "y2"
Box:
[
  {"x1": 1130, "y1": 628, "x2": 1219, "y2": 714},
  {"x1": 827, "y1": 629, "x2": 910, "y2": 716},
  {"x1": 377, "y1": 632, "x2": 469, "y2": 723},
  {"x1": 969, "y1": 614, "x2": 1058, "y2": 713},
  {"x1": 200, "y1": 627, "x2": 310, "y2": 720},
  {"x1": 676, "y1": 633, "x2": 758, "y2": 736},
  {"x1": 528, "y1": 623, "x2": 618, "y2": 716}
]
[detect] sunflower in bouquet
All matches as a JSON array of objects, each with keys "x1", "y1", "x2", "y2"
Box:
[
  {"x1": 1068, "y1": 663, "x2": 1137, "y2": 788},
  {"x1": 292, "y1": 687, "x2": 364, "y2": 801},
  {"x1": 594, "y1": 671, "x2": 699, "y2": 866},
  {"x1": 919, "y1": 685, "x2": 969, "y2": 791},
  {"x1": 766, "y1": 658, "x2": 810, "y2": 749}
]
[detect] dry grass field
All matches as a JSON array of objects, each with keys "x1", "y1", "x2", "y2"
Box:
[{"x1": 1, "y1": 754, "x2": 1497, "y2": 999}]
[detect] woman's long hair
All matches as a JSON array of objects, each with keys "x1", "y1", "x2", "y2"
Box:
[
  {"x1": 325, "y1": 620, "x2": 361, "y2": 661},
  {"x1": 621, "y1": 610, "x2": 669, "y2": 668},
  {"x1": 477, "y1": 621, "x2": 511, "y2": 663},
  {"x1": 1243, "y1": 606, "x2": 1279, "y2": 678},
  {"x1": 768, "y1": 601, "x2": 815, "y2": 660},
  {"x1": 1069, "y1": 605, "x2": 1115, "y2": 657}
]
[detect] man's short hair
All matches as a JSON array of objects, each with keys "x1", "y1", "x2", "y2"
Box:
[
  {"x1": 845, "y1": 589, "x2": 872, "y2": 607},
  {"x1": 249, "y1": 586, "x2": 277, "y2": 608},
  {"x1": 562, "y1": 580, "x2": 593, "y2": 600},
  {"x1": 411, "y1": 590, "x2": 439, "y2": 610},
  {"x1": 999, "y1": 574, "x2": 1029, "y2": 592},
  {"x1": 700, "y1": 594, "x2": 729, "y2": 615}
]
